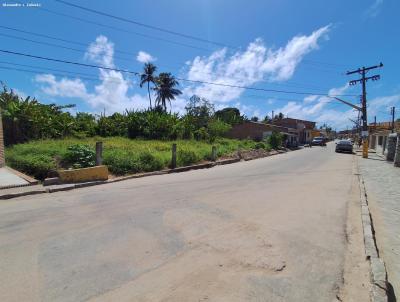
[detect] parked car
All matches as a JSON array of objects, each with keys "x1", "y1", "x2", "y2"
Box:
[
  {"x1": 311, "y1": 137, "x2": 326, "y2": 146},
  {"x1": 335, "y1": 140, "x2": 353, "y2": 153}
]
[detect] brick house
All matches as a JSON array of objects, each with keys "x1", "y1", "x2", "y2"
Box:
[
  {"x1": 226, "y1": 121, "x2": 299, "y2": 147},
  {"x1": 272, "y1": 118, "x2": 316, "y2": 144},
  {"x1": 0, "y1": 111, "x2": 4, "y2": 167}
]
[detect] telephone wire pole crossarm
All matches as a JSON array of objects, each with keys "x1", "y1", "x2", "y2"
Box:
[{"x1": 346, "y1": 62, "x2": 383, "y2": 158}]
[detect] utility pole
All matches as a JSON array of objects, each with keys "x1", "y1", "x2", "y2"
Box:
[
  {"x1": 346, "y1": 63, "x2": 383, "y2": 158},
  {"x1": 391, "y1": 107, "x2": 395, "y2": 133}
]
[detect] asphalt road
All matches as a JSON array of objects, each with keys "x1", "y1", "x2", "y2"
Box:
[{"x1": 0, "y1": 143, "x2": 364, "y2": 301}]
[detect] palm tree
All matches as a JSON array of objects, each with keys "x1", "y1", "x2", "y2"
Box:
[
  {"x1": 139, "y1": 63, "x2": 157, "y2": 110},
  {"x1": 153, "y1": 73, "x2": 182, "y2": 112}
]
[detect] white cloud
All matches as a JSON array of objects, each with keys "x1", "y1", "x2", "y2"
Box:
[
  {"x1": 368, "y1": 94, "x2": 400, "y2": 118},
  {"x1": 35, "y1": 74, "x2": 88, "y2": 99},
  {"x1": 183, "y1": 25, "x2": 330, "y2": 104},
  {"x1": 35, "y1": 35, "x2": 151, "y2": 113},
  {"x1": 273, "y1": 84, "x2": 360, "y2": 129},
  {"x1": 84, "y1": 35, "x2": 114, "y2": 68},
  {"x1": 365, "y1": 0, "x2": 383, "y2": 18},
  {"x1": 136, "y1": 51, "x2": 156, "y2": 63}
]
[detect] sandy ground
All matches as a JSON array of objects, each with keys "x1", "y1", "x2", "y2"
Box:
[{"x1": 0, "y1": 143, "x2": 370, "y2": 301}]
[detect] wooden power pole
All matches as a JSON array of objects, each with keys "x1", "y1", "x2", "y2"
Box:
[{"x1": 346, "y1": 63, "x2": 383, "y2": 158}]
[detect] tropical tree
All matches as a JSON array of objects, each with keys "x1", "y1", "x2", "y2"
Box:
[
  {"x1": 185, "y1": 95, "x2": 215, "y2": 129},
  {"x1": 153, "y1": 73, "x2": 182, "y2": 112},
  {"x1": 214, "y1": 107, "x2": 245, "y2": 125},
  {"x1": 139, "y1": 63, "x2": 157, "y2": 110}
]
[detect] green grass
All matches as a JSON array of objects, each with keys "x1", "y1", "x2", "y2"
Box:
[{"x1": 5, "y1": 137, "x2": 260, "y2": 179}]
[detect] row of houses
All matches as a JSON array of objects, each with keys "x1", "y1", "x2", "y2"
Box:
[
  {"x1": 368, "y1": 121, "x2": 400, "y2": 156},
  {"x1": 226, "y1": 117, "x2": 322, "y2": 147}
]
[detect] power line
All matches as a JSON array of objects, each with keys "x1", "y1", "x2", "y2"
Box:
[
  {"x1": 0, "y1": 60, "x2": 125, "y2": 82},
  {"x1": 0, "y1": 25, "x2": 134, "y2": 57},
  {"x1": 1, "y1": 25, "x2": 343, "y2": 91},
  {"x1": 0, "y1": 49, "x2": 139, "y2": 75},
  {"x1": 0, "y1": 48, "x2": 359, "y2": 97},
  {"x1": 0, "y1": 30, "x2": 339, "y2": 91},
  {"x1": 35, "y1": 7, "x2": 211, "y2": 52},
  {"x1": 37, "y1": 4, "x2": 347, "y2": 70},
  {"x1": 54, "y1": 0, "x2": 232, "y2": 48},
  {"x1": 0, "y1": 65, "x2": 124, "y2": 84},
  {"x1": 0, "y1": 32, "x2": 141, "y2": 64}
]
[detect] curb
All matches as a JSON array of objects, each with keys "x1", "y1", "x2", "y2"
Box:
[
  {"x1": 358, "y1": 173, "x2": 389, "y2": 302},
  {"x1": 0, "y1": 188, "x2": 47, "y2": 200}
]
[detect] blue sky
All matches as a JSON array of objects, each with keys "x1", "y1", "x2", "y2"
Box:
[{"x1": 0, "y1": 0, "x2": 399, "y2": 129}]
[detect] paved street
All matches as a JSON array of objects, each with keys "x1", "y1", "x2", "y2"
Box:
[
  {"x1": 0, "y1": 143, "x2": 369, "y2": 301},
  {"x1": 358, "y1": 152, "x2": 400, "y2": 298}
]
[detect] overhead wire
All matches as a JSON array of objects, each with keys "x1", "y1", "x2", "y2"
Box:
[
  {"x1": 0, "y1": 26, "x2": 340, "y2": 91},
  {"x1": 0, "y1": 49, "x2": 360, "y2": 98}
]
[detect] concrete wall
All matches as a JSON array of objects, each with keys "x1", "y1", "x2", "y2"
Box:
[{"x1": 0, "y1": 112, "x2": 4, "y2": 167}]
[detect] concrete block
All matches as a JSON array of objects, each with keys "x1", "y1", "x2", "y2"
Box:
[
  {"x1": 58, "y1": 165, "x2": 108, "y2": 183},
  {"x1": 43, "y1": 177, "x2": 60, "y2": 186}
]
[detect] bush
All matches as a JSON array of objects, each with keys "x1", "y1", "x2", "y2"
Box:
[
  {"x1": 207, "y1": 119, "x2": 231, "y2": 142},
  {"x1": 63, "y1": 144, "x2": 96, "y2": 169},
  {"x1": 255, "y1": 142, "x2": 266, "y2": 149},
  {"x1": 126, "y1": 111, "x2": 180, "y2": 140},
  {"x1": 177, "y1": 149, "x2": 202, "y2": 166},
  {"x1": 267, "y1": 132, "x2": 283, "y2": 149},
  {"x1": 137, "y1": 151, "x2": 164, "y2": 172},
  {"x1": 7, "y1": 154, "x2": 55, "y2": 180},
  {"x1": 103, "y1": 150, "x2": 164, "y2": 175},
  {"x1": 194, "y1": 127, "x2": 209, "y2": 141},
  {"x1": 96, "y1": 113, "x2": 127, "y2": 137}
]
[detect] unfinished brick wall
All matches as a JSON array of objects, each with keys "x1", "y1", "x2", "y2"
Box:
[
  {"x1": 0, "y1": 112, "x2": 4, "y2": 167},
  {"x1": 226, "y1": 122, "x2": 273, "y2": 140}
]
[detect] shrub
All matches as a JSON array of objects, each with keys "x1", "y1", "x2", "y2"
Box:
[
  {"x1": 126, "y1": 111, "x2": 180, "y2": 140},
  {"x1": 194, "y1": 127, "x2": 209, "y2": 141},
  {"x1": 7, "y1": 154, "x2": 55, "y2": 180},
  {"x1": 103, "y1": 150, "x2": 164, "y2": 175},
  {"x1": 177, "y1": 149, "x2": 202, "y2": 166},
  {"x1": 255, "y1": 142, "x2": 266, "y2": 149},
  {"x1": 207, "y1": 119, "x2": 231, "y2": 142},
  {"x1": 97, "y1": 113, "x2": 128, "y2": 137},
  {"x1": 267, "y1": 132, "x2": 283, "y2": 149},
  {"x1": 137, "y1": 151, "x2": 164, "y2": 172},
  {"x1": 103, "y1": 151, "x2": 138, "y2": 175},
  {"x1": 63, "y1": 144, "x2": 96, "y2": 169}
]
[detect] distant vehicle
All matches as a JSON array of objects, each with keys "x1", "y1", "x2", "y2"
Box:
[
  {"x1": 311, "y1": 137, "x2": 326, "y2": 146},
  {"x1": 335, "y1": 140, "x2": 353, "y2": 153}
]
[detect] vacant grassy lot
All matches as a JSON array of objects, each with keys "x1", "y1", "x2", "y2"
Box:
[{"x1": 5, "y1": 137, "x2": 260, "y2": 179}]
